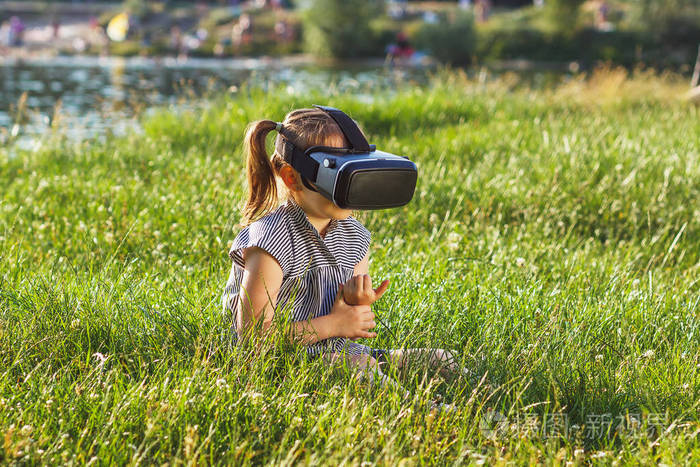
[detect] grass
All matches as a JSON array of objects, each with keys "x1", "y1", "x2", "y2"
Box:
[{"x1": 1, "y1": 67, "x2": 699, "y2": 464}]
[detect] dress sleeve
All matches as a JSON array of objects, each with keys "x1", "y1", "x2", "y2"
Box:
[
  {"x1": 356, "y1": 222, "x2": 371, "y2": 262},
  {"x1": 343, "y1": 218, "x2": 371, "y2": 266},
  {"x1": 228, "y1": 215, "x2": 294, "y2": 275}
]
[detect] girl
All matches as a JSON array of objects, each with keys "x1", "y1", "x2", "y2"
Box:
[{"x1": 222, "y1": 107, "x2": 469, "y2": 403}]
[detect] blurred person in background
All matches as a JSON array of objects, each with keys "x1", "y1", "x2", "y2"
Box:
[{"x1": 9, "y1": 16, "x2": 25, "y2": 46}]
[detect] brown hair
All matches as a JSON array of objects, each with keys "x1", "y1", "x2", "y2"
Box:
[{"x1": 241, "y1": 108, "x2": 348, "y2": 225}]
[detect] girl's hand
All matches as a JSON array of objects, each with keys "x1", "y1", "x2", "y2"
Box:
[
  {"x1": 342, "y1": 274, "x2": 390, "y2": 306},
  {"x1": 330, "y1": 285, "x2": 377, "y2": 340}
]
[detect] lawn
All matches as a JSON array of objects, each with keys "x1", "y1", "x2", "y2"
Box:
[{"x1": 1, "y1": 67, "x2": 698, "y2": 464}]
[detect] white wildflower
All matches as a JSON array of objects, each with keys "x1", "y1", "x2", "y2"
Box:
[
  {"x1": 515, "y1": 257, "x2": 526, "y2": 268},
  {"x1": 216, "y1": 378, "x2": 229, "y2": 389},
  {"x1": 92, "y1": 352, "x2": 107, "y2": 363},
  {"x1": 447, "y1": 232, "x2": 461, "y2": 251}
]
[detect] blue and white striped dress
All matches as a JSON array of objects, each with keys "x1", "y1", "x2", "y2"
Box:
[{"x1": 222, "y1": 198, "x2": 374, "y2": 358}]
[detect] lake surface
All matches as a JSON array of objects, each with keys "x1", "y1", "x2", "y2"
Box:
[{"x1": 0, "y1": 55, "x2": 431, "y2": 150}]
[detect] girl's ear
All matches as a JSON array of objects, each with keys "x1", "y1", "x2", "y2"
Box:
[{"x1": 279, "y1": 165, "x2": 302, "y2": 191}]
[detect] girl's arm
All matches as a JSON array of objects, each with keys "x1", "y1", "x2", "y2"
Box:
[
  {"x1": 237, "y1": 246, "x2": 283, "y2": 337},
  {"x1": 354, "y1": 250, "x2": 370, "y2": 275},
  {"x1": 239, "y1": 247, "x2": 371, "y2": 344}
]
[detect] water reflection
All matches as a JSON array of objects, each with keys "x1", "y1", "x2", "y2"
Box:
[{"x1": 1, "y1": 56, "x2": 428, "y2": 149}]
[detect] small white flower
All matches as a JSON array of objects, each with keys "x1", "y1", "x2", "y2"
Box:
[
  {"x1": 515, "y1": 257, "x2": 526, "y2": 268},
  {"x1": 595, "y1": 354, "x2": 604, "y2": 362},
  {"x1": 642, "y1": 350, "x2": 655, "y2": 359},
  {"x1": 71, "y1": 318, "x2": 80, "y2": 328},
  {"x1": 20, "y1": 425, "x2": 32, "y2": 436},
  {"x1": 246, "y1": 392, "x2": 264, "y2": 401},
  {"x1": 429, "y1": 213, "x2": 440, "y2": 224},
  {"x1": 216, "y1": 378, "x2": 229, "y2": 389},
  {"x1": 446, "y1": 232, "x2": 461, "y2": 251},
  {"x1": 92, "y1": 352, "x2": 107, "y2": 363}
]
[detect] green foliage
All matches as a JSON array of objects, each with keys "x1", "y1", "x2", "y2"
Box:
[
  {"x1": 627, "y1": 0, "x2": 700, "y2": 47},
  {"x1": 122, "y1": 0, "x2": 148, "y2": 19},
  {"x1": 475, "y1": 27, "x2": 651, "y2": 66},
  {"x1": 414, "y1": 11, "x2": 476, "y2": 66},
  {"x1": 542, "y1": 0, "x2": 586, "y2": 35},
  {"x1": 302, "y1": 0, "x2": 386, "y2": 58},
  {"x1": 1, "y1": 72, "x2": 699, "y2": 463}
]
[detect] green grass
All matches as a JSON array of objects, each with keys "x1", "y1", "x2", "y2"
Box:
[{"x1": 1, "y1": 68, "x2": 699, "y2": 464}]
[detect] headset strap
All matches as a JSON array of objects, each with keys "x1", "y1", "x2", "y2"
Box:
[
  {"x1": 313, "y1": 105, "x2": 370, "y2": 152},
  {"x1": 279, "y1": 138, "x2": 319, "y2": 191}
]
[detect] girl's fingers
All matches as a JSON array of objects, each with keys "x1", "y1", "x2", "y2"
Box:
[
  {"x1": 373, "y1": 279, "x2": 390, "y2": 299},
  {"x1": 363, "y1": 274, "x2": 371, "y2": 291},
  {"x1": 356, "y1": 275, "x2": 364, "y2": 293}
]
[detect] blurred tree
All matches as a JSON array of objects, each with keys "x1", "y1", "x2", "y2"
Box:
[
  {"x1": 414, "y1": 11, "x2": 476, "y2": 65},
  {"x1": 631, "y1": 0, "x2": 700, "y2": 44},
  {"x1": 302, "y1": 0, "x2": 385, "y2": 58},
  {"x1": 123, "y1": 0, "x2": 149, "y2": 19},
  {"x1": 543, "y1": 0, "x2": 586, "y2": 36}
]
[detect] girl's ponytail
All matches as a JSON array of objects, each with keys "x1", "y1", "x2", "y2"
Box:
[
  {"x1": 240, "y1": 108, "x2": 346, "y2": 225},
  {"x1": 242, "y1": 120, "x2": 278, "y2": 225}
]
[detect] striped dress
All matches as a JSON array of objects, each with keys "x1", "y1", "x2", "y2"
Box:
[{"x1": 222, "y1": 198, "x2": 374, "y2": 358}]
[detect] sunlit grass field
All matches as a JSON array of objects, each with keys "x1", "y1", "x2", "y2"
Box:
[{"x1": 1, "y1": 68, "x2": 699, "y2": 464}]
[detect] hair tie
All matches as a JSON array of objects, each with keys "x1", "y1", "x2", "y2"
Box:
[{"x1": 275, "y1": 122, "x2": 283, "y2": 133}]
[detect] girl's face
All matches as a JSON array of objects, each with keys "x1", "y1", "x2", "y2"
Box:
[{"x1": 278, "y1": 133, "x2": 352, "y2": 222}]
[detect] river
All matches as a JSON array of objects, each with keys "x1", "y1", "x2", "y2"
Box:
[{"x1": 0, "y1": 55, "x2": 431, "y2": 150}]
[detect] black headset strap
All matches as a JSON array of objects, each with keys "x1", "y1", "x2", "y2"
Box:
[
  {"x1": 313, "y1": 105, "x2": 370, "y2": 152},
  {"x1": 279, "y1": 138, "x2": 319, "y2": 191},
  {"x1": 278, "y1": 106, "x2": 368, "y2": 192}
]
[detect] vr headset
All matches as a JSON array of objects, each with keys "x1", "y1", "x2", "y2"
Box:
[{"x1": 277, "y1": 105, "x2": 417, "y2": 210}]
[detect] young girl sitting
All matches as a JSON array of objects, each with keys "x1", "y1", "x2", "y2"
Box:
[{"x1": 222, "y1": 107, "x2": 469, "y2": 404}]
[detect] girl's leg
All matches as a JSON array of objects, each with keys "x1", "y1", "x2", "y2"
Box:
[
  {"x1": 386, "y1": 348, "x2": 476, "y2": 381},
  {"x1": 322, "y1": 352, "x2": 410, "y2": 399},
  {"x1": 324, "y1": 351, "x2": 456, "y2": 413}
]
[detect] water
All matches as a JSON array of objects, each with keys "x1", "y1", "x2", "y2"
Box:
[{"x1": 0, "y1": 55, "x2": 431, "y2": 150}]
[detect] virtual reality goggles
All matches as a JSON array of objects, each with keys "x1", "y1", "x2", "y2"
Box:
[{"x1": 277, "y1": 105, "x2": 417, "y2": 210}]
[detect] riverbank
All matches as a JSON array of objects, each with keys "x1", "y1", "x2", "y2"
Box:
[{"x1": 2, "y1": 1, "x2": 699, "y2": 69}]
